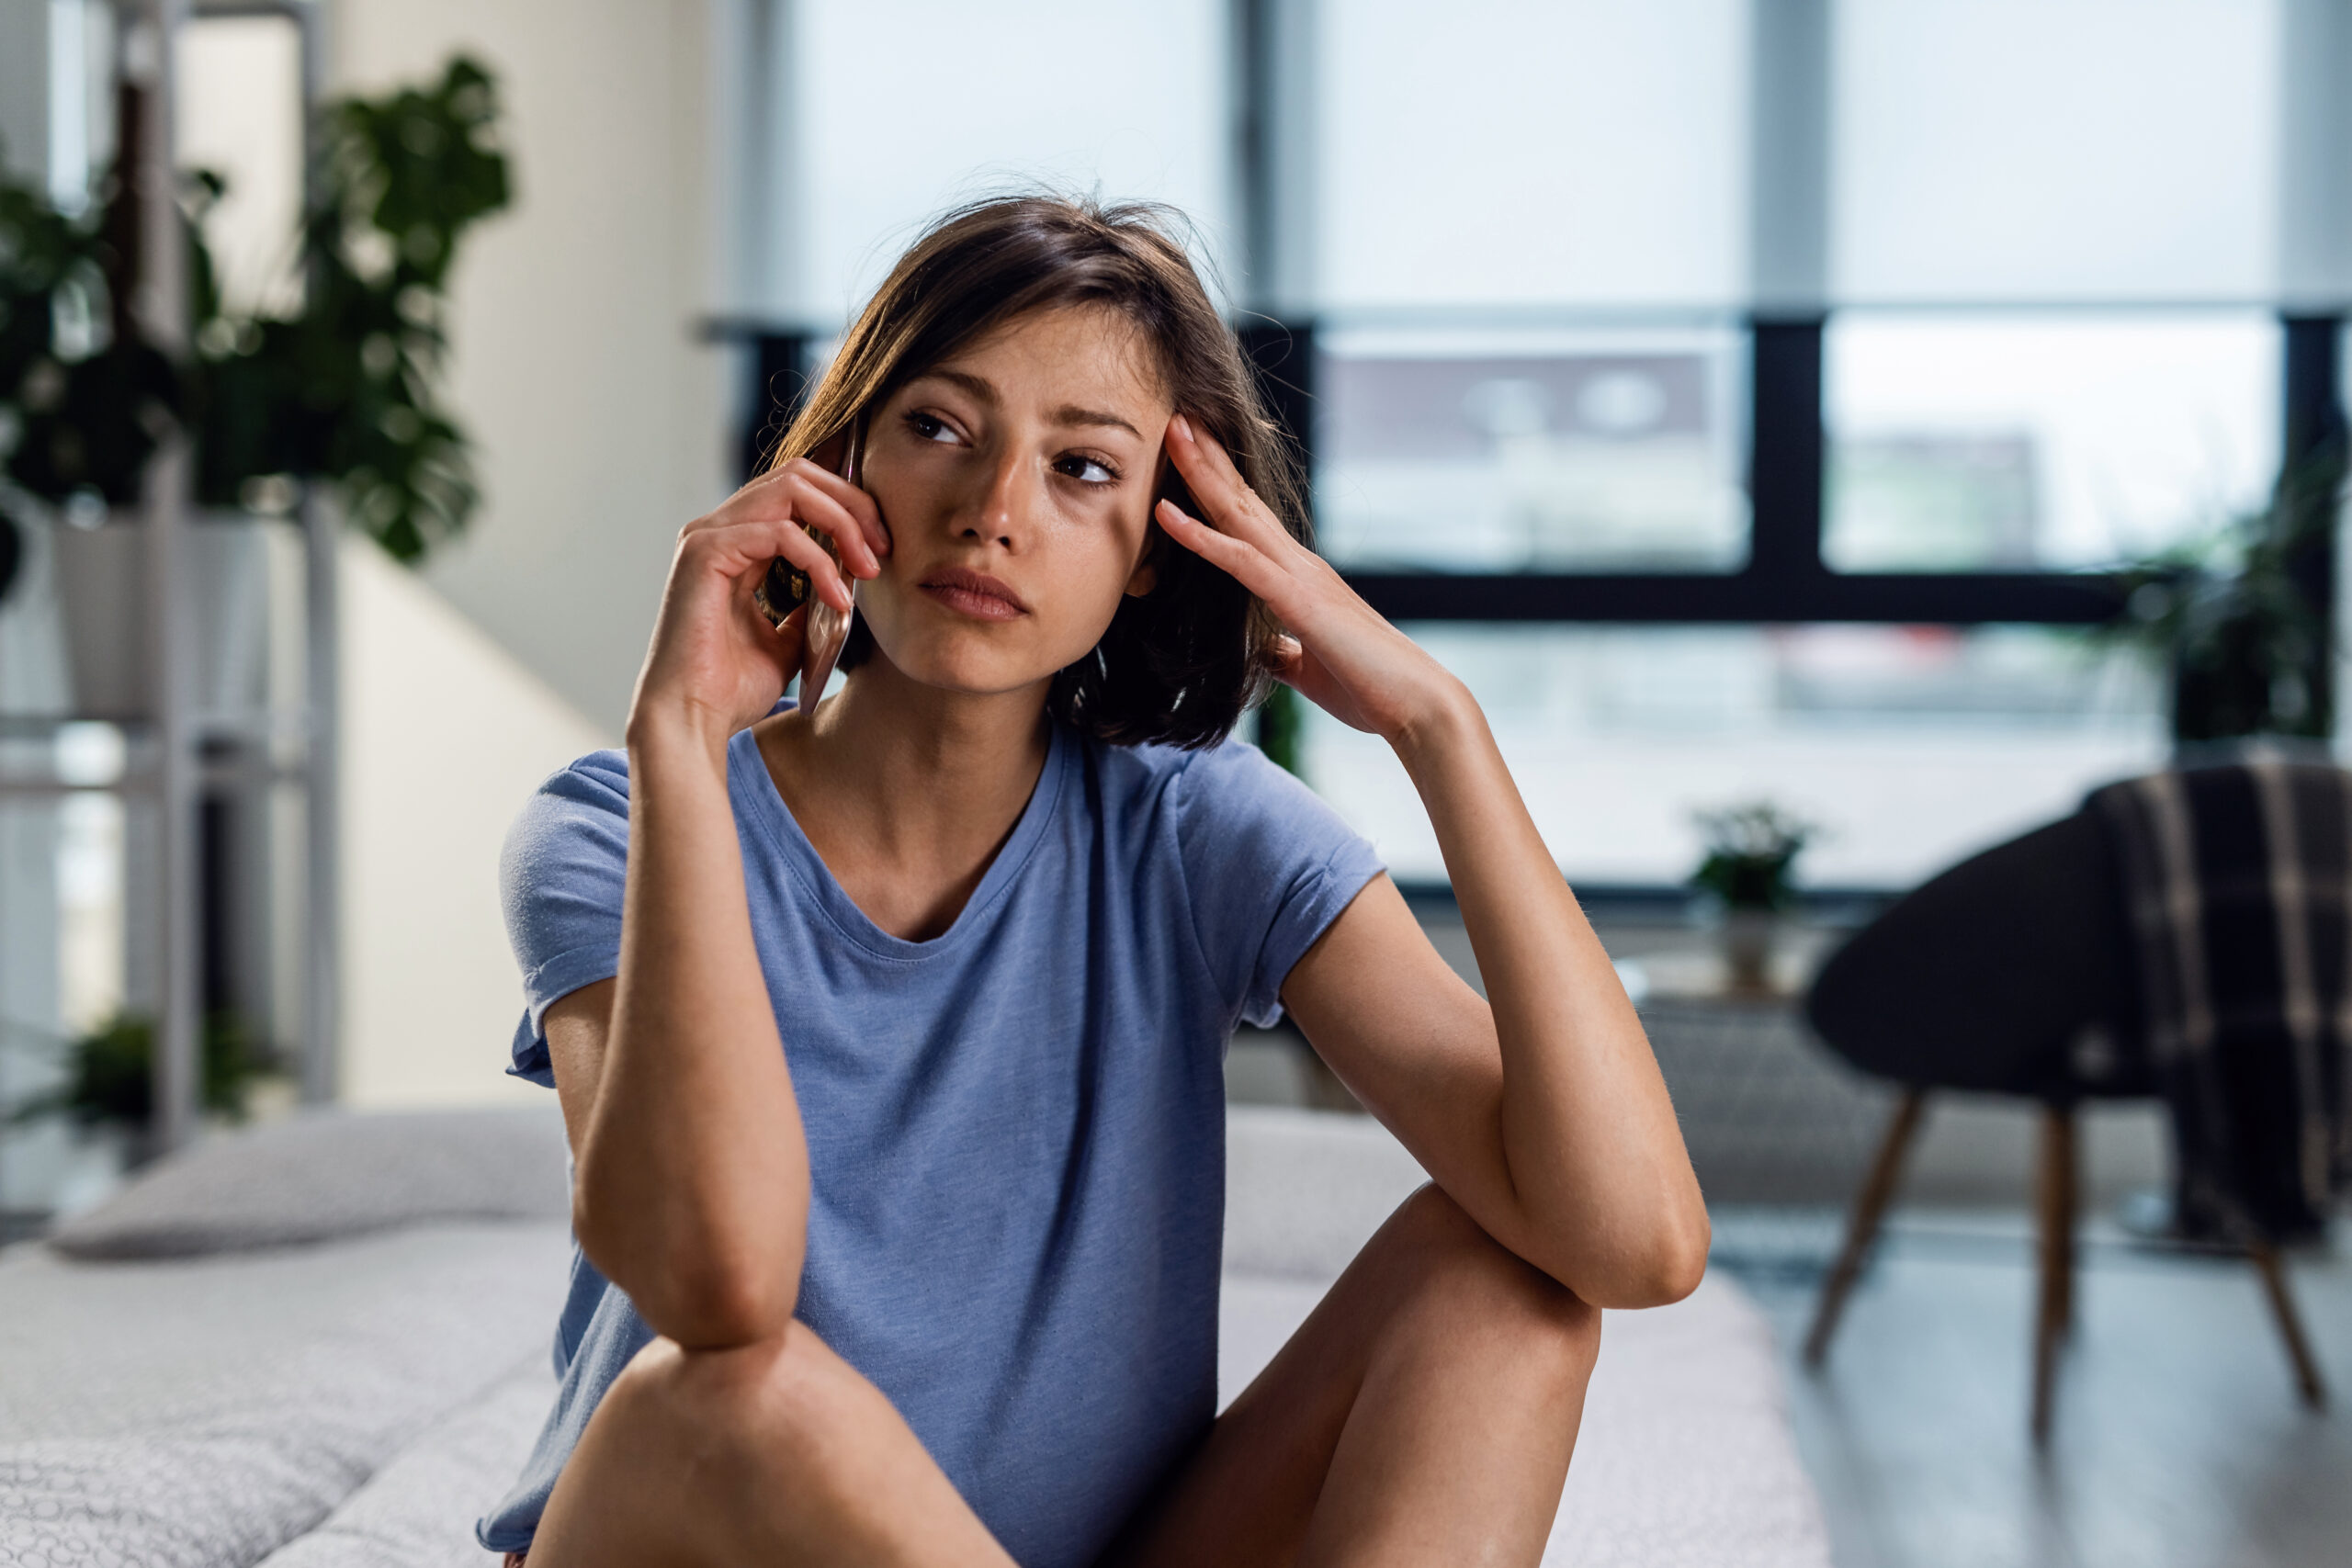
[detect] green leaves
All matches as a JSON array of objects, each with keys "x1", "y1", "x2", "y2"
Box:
[
  {"x1": 0, "y1": 167, "x2": 179, "y2": 509},
  {"x1": 192, "y1": 54, "x2": 511, "y2": 560},
  {"x1": 1690, "y1": 801, "x2": 1815, "y2": 911},
  {"x1": 0, "y1": 55, "x2": 511, "y2": 565},
  {"x1": 2108, "y1": 462, "x2": 2345, "y2": 743},
  {"x1": 328, "y1": 55, "x2": 508, "y2": 297},
  {"x1": 8, "y1": 1009, "x2": 271, "y2": 1129}
]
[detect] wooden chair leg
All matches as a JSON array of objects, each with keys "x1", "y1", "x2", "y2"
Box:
[
  {"x1": 2030, "y1": 1103, "x2": 2078, "y2": 1444},
  {"x1": 2249, "y1": 1241, "x2": 2328, "y2": 1410},
  {"x1": 1804, "y1": 1089, "x2": 1928, "y2": 1367},
  {"x1": 2052, "y1": 1106, "x2": 2078, "y2": 1337}
]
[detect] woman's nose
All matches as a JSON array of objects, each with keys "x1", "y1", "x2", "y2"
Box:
[{"x1": 956, "y1": 451, "x2": 1033, "y2": 548}]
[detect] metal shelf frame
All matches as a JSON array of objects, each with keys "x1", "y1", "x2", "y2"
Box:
[{"x1": 6, "y1": 0, "x2": 341, "y2": 1156}]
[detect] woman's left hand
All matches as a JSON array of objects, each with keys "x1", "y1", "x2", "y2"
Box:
[{"x1": 1158, "y1": 413, "x2": 1464, "y2": 747}]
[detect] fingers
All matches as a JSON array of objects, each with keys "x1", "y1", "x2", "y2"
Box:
[
  {"x1": 712, "y1": 459, "x2": 889, "y2": 578},
  {"x1": 1162, "y1": 414, "x2": 1295, "y2": 554},
  {"x1": 776, "y1": 458, "x2": 892, "y2": 564},
  {"x1": 787, "y1": 485, "x2": 885, "y2": 582},
  {"x1": 696, "y1": 511, "x2": 859, "y2": 613},
  {"x1": 1156, "y1": 497, "x2": 1290, "y2": 605},
  {"x1": 768, "y1": 600, "x2": 810, "y2": 680}
]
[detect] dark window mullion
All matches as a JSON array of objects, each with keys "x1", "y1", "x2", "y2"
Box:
[
  {"x1": 2280, "y1": 313, "x2": 2348, "y2": 732},
  {"x1": 1747, "y1": 314, "x2": 1829, "y2": 593}
]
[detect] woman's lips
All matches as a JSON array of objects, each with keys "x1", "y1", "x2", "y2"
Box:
[{"x1": 918, "y1": 568, "x2": 1028, "y2": 622}]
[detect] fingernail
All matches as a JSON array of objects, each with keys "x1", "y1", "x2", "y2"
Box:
[{"x1": 1171, "y1": 413, "x2": 1193, "y2": 443}]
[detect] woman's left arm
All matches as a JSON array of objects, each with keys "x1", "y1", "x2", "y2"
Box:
[{"x1": 1159, "y1": 416, "x2": 1710, "y2": 1309}]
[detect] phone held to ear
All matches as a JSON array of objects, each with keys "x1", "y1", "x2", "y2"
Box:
[{"x1": 752, "y1": 423, "x2": 863, "y2": 705}]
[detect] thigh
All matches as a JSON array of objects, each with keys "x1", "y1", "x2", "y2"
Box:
[{"x1": 1100, "y1": 1184, "x2": 1596, "y2": 1568}]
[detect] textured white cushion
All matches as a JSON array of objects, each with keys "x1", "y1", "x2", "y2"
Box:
[
  {"x1": 0, "y1": 1223, "x2": 571, "y2": 1568},
  {"x1": 48, "y1": 1108, "x2": 571, "y2": 1260},
  {"x1": 1, "y1": 1106, "x2": 1828, "y2": 1568},
  {"x1": 254, "y1": 1359, "x2": 560, "y2": 1568}
]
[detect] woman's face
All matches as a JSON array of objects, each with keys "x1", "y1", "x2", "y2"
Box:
[{"x1": 850, "y1": 304, "x2": 1172, "y2": 697}]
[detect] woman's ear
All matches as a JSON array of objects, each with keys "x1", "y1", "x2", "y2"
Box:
[
  {"x1": 809, "y1": 427, "x2": 852, "y2": 477},
  {"x1": 1131, "y1": 463, "x2": 1194, "y2": 598},
  {"x1": 1125, "y1": 528, "x2": 1159, "y2": 598}
]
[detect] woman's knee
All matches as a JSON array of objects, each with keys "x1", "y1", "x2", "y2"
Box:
[
  {"x1": 1381, "y1": 1184, "x2": 1601, "y2": 1379},
  {"x1": 604, "y1": 1321, "x2": 870, "y2": 1476}
]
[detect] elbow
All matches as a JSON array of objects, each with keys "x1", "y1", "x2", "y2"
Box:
[
  {"x1": 1631, "y1": 1207, "x2": 1713, "y2": 1307},
  {"x1": 650, "y1": 1248, "x2": 801, "y2": 1348},
  {"x1": 573, "y1": 1191, "x2": 802, "y2": 1349},
  {"x1": 1544, "y1": 1202, "x2": 1712, "y2": 1311}
]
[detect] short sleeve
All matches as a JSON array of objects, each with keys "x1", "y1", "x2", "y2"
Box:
[
  {"x1": 1171, "y1": 739, "x2": 1387, "y2": 1029},
  {"x1": 498, "y1": 750, "x2": 633, "y2": 1087}
]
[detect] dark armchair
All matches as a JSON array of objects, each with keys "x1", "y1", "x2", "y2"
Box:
[{"x1": 1799, "y1": 797, "x2": 2327, "y2": 1439}]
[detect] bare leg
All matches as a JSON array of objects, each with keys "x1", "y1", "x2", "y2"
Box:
[
  {"x1": 1106, "y1": 1183, "x2": 1602, "y2": 1568},
  {"x1": 525, "y1": 1322, "x2": 1016, "y2": 1568},
  {"x1": 526, "y1": 1185, "x2": 1598, "y2": 1568}
]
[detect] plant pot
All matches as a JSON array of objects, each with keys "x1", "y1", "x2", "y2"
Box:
[
  {"x1": 50, "y1": 513, "x2": 276, "y2": 721},
  {"x1": 1720, "y1": 908, "x2": 1781, "y2": 994}
]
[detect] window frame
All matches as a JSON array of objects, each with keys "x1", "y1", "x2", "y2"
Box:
[{"x1": 718, "y1": 0, "x2": 2350, "y2": 723}]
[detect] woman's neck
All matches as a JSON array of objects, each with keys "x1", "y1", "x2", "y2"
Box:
[{"x1": 752, "y1": 654, "x2": 1054, "y2": 942}]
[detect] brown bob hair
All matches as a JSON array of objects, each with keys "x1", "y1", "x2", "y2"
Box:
[{"x1": 766, "y1": 193, "x2": 1307, "y2": 751}]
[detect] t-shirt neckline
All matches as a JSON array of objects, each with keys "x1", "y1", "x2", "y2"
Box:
[{"x1": 726, "y1": 700, "x2": 1072, "y2": 962}]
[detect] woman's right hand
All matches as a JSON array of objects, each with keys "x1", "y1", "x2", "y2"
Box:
[{"x1": 626, "y1": 457, "x2": 890, "y2": 754}]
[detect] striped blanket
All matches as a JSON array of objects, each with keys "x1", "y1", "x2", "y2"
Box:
[{"x1": 2089, "y1": 759, "x2": 2352, "y2": 1242}]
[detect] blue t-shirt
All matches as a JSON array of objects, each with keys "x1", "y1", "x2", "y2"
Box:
[{"x1": 476, "y1": 707, "x2": 1385, "y2": 1565}]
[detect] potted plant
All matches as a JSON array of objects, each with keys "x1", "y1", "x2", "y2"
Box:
[
  {"x1": 0, "y1": 55, "x2": 511, "y2": 709},
  {"x1": 1690, "y1": 799, "x2": 1815, "y2": 993},
  {"x1": 2109, "y1": 457, "x2": 2347, "y2": 750},
  {"x1": 8, "y1": 1009, "x2": 274, "y2": 1174}
]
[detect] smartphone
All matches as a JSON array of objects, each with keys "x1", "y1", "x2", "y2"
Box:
[{"x1": 753, "y1": 423, "x2": 864, "y2": 704}]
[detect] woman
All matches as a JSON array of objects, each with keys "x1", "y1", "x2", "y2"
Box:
[{"x1": 477, "y1": 195, "x2": 1707, "y2": 1567}]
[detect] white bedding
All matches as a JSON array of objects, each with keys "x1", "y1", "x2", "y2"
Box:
[
  {"x1": 0, "y1": 1109, "x2": 1829, "y2": 1568},
  {"x1": 0, "y1": 1224, "x2": 570, "y2": 1568}
]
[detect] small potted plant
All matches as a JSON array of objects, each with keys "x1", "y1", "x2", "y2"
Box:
[
  {"x1": 8, "y1": 1010, "x2": 275, "y2": 1179},
  {"x1": 1690, "y1": 800, "x2": 1815, "y2": 993}
]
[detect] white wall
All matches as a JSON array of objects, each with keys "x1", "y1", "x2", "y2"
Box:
[
  {"x1": 331, "y1": 0, "x2": 737, "y2": 736},
  {"x1": 321, "y1": 0, "x2": 737, "y2": 1102},
  {"x1": 338, "y1": 536, "x2": 608, "y2": 1108}
]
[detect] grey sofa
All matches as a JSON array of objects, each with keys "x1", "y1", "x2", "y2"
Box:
[{"x1": 0, "y1": 1105, "x2": 1828, "y2": 1567}]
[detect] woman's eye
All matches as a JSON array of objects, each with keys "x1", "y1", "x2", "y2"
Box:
[
  {"x1": 904, "y1": 411, "x2": 959, "y2": 445},
  {"x1": 1055, "y1": 454, "x2": 1120, "y2": 485}
]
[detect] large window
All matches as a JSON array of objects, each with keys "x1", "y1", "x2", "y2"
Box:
[
  {"x1": 1304, "y1": 625, "x2": 2163, "y2": 887},
  {"x1": 1829, "y1": 0, "x2": 2279, "y2": 305},
  {"x1": 1824, "y1": 313, "x2": 2282, "y2": 572},
  {"x1": 1315, "y1": 323, "x2": 1749, "y2": 574},
  {"x1": 792, "y1": 0, "x2": 1232, "y2": 317},
  {"x1": 1316, "y1": 0, "x2": 1747, "y2": 310},
  {"x1": 750, "y1": 0, "x2": 2347, "y2": 891}
]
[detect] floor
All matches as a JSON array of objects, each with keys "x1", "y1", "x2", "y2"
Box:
[{"x1": 1727, "y1": 1211, "x2": 2352, "y2": 1568}]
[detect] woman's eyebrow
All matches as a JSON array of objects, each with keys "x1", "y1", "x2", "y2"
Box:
[
  {"x1": 919, "y1": 368, "x2": 1140, "y2": 438},
  {"x1": 923, "y1": 368, "x2": 999, "y2": 404},
  {"x1": 1050, "y1": 405, "x2": 1142, "y2": 438}
]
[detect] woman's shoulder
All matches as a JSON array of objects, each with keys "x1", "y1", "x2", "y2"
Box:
[
  {"x1": 514, "y1": 747, "x2": 633, "y2": 831},
  {"x1": 502, "y1": 748, "x2": 633, "y2": 883},
  {"x1": 1085, "y1": 728, "x2": 1335, "y2": 840}
]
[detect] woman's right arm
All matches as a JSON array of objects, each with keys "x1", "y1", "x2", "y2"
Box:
[{"x1": 547, "y1": 459, "x2": 888, "y2": 1351}]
